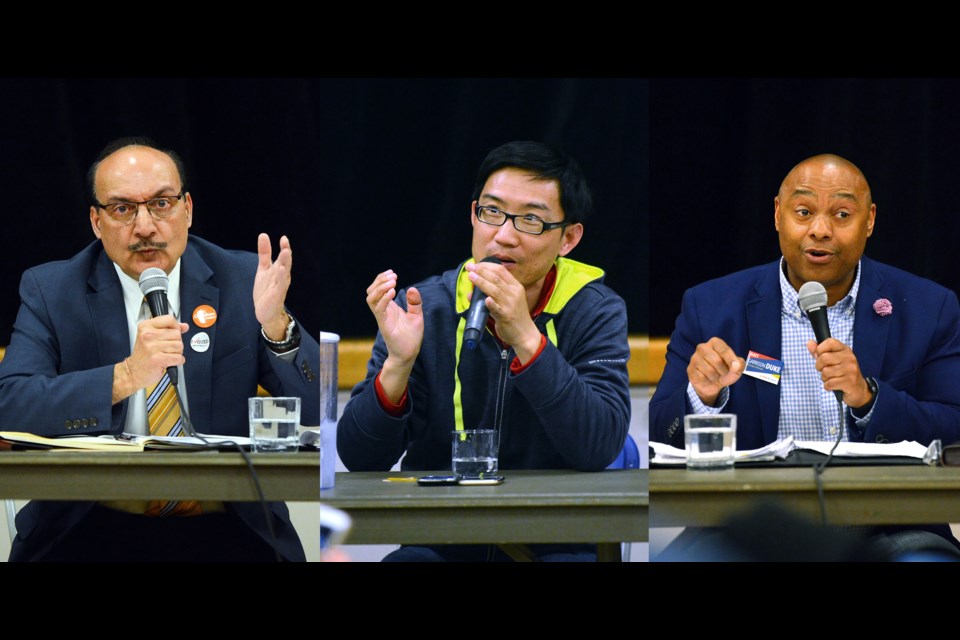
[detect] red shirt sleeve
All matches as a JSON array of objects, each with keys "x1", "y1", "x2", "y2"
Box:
[
  {"x1": 510, "y1": 334, "x2": 548, "y2": 374},
  {"x1": 374, "y1": 370, "x2": 409, "y2": 416}
]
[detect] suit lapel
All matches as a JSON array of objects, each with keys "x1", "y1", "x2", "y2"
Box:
[
  {"x1": 86, "y1": 251, "x2": 131, "y2": 372},
  {"x1": 86, "y1": 251, "x2": 131, "y2": 424},
  {"x1": 179, "y1": 242, "x2": 218, "y2": 434},
  {"x1": 745, "y1": 262, "x2": 784, "y2": 445},
  {"x1": 852, "y1": 258, "x2": 888, "y2": 379}
]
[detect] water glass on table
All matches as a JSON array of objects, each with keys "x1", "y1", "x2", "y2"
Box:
[
  {"x1": 684, "y1": 414, "x2": 736, "y2": 470},
  {"x1": 451, "y1": 429, "x2": 498, "y2": 477},
  {"x1": 249, "y1": 396, "x2": 301, "y2": 452}
]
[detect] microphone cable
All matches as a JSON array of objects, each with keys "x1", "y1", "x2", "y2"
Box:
[
  {"x1": 813, "y1": 395, "x2": 845, "y2": 526},
  {"x1": 798, "y1": 280, "x2": 843, "y2": 525},
  {"x1": 171, "y1": 381, "x2": 283, "y2": 563}
]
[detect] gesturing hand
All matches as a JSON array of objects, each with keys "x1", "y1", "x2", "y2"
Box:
[
  {"x1": 687, "y1": 337, "x2": 745, "y2": 407},
  {"x1": 366, "y1": 269, "x2": 424, "y2": 366},
  {"x1": 254, "y1": 233, "x2": 293, "y2": 341}
]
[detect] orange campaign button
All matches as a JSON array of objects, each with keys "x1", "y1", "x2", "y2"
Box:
[{"x1": 192, "y1": 305, "x2": 217, "y2": 328}]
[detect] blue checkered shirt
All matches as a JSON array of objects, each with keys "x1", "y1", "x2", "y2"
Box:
[{"x1": 687, "y1": 259, "x2": 876, "y2": 441}]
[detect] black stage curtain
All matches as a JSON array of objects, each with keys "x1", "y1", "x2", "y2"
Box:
[{"x1": 0, "y1": 78, "x2": 648, "y2": 345}]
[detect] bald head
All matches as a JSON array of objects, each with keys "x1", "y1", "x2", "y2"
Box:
[
  {"x1": 778, "y1": 154, "x2": 872, "y2": 208},
  {"x1": 773, "y1": 153, "x2": 877, "y2": 305},
  {"x1": 88, "y1": 141, "x2": 193, "y2": 279},
  {"x1": 87, "y1": 137, "x2": 187, "y2": 205}
]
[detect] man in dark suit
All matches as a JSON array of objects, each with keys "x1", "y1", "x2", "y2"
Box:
[
  {"x1": 650, "y1": 154, "x2": 960, "y2": 559},
  {"x1": 0, "y1": 137, "x2": 319, "y2": 561}
]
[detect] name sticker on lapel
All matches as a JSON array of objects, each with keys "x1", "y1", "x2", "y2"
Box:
[{"x1": 743, "y1": 350, "x2": 783, "y2": 385}]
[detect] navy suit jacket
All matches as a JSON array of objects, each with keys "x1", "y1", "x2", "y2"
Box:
[
  {"x1": 0, "y1": 236, "x2": 320, "y2": 561},
  {"x1": 650, "y1": 257, "x2": 960, "y2": 450}
]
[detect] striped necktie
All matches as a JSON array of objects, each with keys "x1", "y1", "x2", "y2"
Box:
[
  {"x1": 146, "y1": 372, "x2": 184, "y2": 437},
  {"x1": 142, "y1": 299, "x2": 203, "y2": 517}
]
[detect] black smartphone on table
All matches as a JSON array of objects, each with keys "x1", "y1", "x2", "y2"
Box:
[{"x1": 417, "y1": 475, "x2": 460, "y2": 486}]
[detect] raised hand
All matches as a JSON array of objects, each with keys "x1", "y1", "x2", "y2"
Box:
[
  {"x1": 254, "y1": 233, "x2": 293, "y2": 341},
  {"x1": 366, "y1": 269, "x2": 424, "y2": 404}
]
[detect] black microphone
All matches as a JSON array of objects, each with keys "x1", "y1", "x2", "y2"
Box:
[
  {"x1": 463, "y1": 256, "x2": 502, "y2": 350},
  {"x1": 138, "y1": 267, "x2": 178, "y2": 386},
  {"x1": 797, "y1": 280, "x2": 842, "y2": 403}
]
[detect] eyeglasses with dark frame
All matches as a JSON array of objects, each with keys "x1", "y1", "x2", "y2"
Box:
[
  {"x1": 475, "y1": 205, "x2": 569, "y2": 236},
  {"x1": 94, "y1": 193, "x2": 185, "y2": 224}
]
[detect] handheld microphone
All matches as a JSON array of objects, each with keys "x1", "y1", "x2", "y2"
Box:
[
  {"x1": 138, "y1": 267, "x2": 178, "y2": 386},
  {"x1": 797, "y1": 280, "x2": 842, "y2": 403},
  {"x1": 463, "y1": 256, "x2": 502, "y2": 350}
]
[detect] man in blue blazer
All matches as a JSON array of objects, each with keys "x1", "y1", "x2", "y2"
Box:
[
  {"x1": 651, "y1": 154, "x2": 960, "y2": 449},
  {"x1": 0, "y1": 137, "x2": 320, "y2": 561},
  {"x1": 650, "y1": 154, "x2": 960, "y2": 559},
  {"x1": 649, "y1": 256, "x2": 960, "y2": 450}
]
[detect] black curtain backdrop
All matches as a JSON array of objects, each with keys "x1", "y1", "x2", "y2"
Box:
[
  {"x1": 650, "y1": 77, "x2": 960, "y2": 337},
  {"x1": 0, "y1": 78, "x2": 648, "y2": 346}
]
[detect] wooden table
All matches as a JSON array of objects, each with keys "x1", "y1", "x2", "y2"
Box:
[
  {"x1": 0, "y1": 450, "x2": 320, "y2": 501},
  {"x1": 321, "y1": 468, "x2": 647, "y2": 561},
  {"x1": 651, "y1": 465, "x2": 960, "y2": 527}
]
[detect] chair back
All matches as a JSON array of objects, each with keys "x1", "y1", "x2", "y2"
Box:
[{"x1": 606, "y1": 434, "x2": 640, "y2": 469}]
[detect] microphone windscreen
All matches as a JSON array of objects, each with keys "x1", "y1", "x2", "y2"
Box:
[
  {"x1": 139, "y1": 267, "x2": 169, "y2": 297},
  {"x1": 798, "y1": 280, "x2": 828, "y2": 313}
]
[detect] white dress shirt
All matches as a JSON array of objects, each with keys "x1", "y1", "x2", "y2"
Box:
[{"x1": 113, "y1": 260, "x2": 189, "y2": 435}]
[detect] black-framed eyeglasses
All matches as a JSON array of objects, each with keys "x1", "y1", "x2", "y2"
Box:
[
  {"x1": 94, "y1": 193, "x2": 185, "y2": 224},
  {"x1": 475, "y1": 205, "x2": 569, "y2": 236}
]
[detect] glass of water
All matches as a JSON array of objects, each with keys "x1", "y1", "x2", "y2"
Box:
[
  {"x1": 249, "y1": 396, "x2": 301, "y2": 453},
  {"x1": 684, "y1": 414, "x2": 736, "y2": 470},
  {"x1": 451, "y1": 429, "x2": 498, "y2": 477}
]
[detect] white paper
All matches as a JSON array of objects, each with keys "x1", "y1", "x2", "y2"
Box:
[
  {"x1": 111, "y1": 433, "x2": 252, "y2": 448},
  {"x1": 794, "y1": 440, "x2": 928, "y2": 459},
  {"x1": 650, "y1": 437, "x2": 796, "y2": 465},
  {"x1": 651, "y1": 436, "x2": 929, "y2": 464}
]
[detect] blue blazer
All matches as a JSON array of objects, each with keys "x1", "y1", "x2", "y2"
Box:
[
  {"x1": 0, "y1": 236, "x2": 320, "y2": 561},
  {"x1": 650, "y1": 257, "x2": 960, "y2": 450}
]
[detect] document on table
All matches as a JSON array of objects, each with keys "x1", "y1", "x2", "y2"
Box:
[
  {"x1": 0, "y1": 431, "x2": 251, "y2": 451},
  {"x1": 650, "y1": 436, "x2": 930, "y2": 465},
  {"x1": 650, "y1": 437, "x2": 797, "y2": 465},
  {"x1": 793, "y1": 440, "x2": 929, "y2": 459}
]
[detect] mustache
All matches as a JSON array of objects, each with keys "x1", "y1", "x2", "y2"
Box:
[{"x1": 127, "y1": 241, "x2": 168, "y2": 252}]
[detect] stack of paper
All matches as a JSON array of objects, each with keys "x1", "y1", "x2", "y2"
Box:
[
  {"x1": 793, "y1": 440, "x2": 929, "y2": 458},
  {"x1": 650, "y1": 437, "x2": 796, "y2": 465},
  {"x1": 650, "y1": 436, "x2": 930, "y2": 466},
  {"x1": 0, "y1": 431, "x2": 250, "y2": 451}
]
